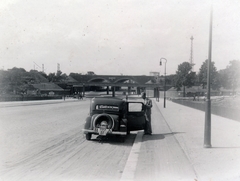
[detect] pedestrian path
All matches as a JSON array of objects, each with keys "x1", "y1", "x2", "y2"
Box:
[{"x1": 132, "y1": 99, "x2": 240, "y2": 181}]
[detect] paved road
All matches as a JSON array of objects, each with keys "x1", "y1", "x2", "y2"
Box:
[
  {"x1": 0, "y1": 99, "x2": 136, "y2": 181},
  {"x1": 1, "y1": 97, "x2": 240, "y2": 181}
]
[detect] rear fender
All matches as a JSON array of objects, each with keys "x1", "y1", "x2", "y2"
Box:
[{"x1": 84, "y1": 116, "x2": 92, "y2": 130}]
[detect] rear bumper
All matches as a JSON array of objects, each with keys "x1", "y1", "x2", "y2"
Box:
[{"x1": 82, "y1": 129, "x2": 127, "y2": 135}]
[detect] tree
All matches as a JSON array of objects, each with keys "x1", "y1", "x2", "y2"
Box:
[
  {"x1": 48, "y1": 72, "x2": 57, "y2": 82},
  {"x1": 69, "y1": 72, "x2": 83, "y2": 82},
  {"x1": 4, "y1": 67, "x2": 27, "y2": 94},
  {"x1": 61, "y1": 73, "x2": 68, "y2": 81},
  {"x1": 198, "y1": 59, "x2": 219, "y2": 90},
  {"x1": 218, "y1": 69, "x2": 228, "y2": 89},
  {"x1": 222, "y1": 60, "x2": 240, "y2": 92},
  {"x1": 174, "y1": 62, "x2": 196, "y2": 96},
  {"x1": 38, "y1": 71, "x2": 48, "y2": 79},
  {"x1": 47, "y1": 71, "x2": 69, "y2": 82},
  {"x1": 0, "y1": 70, "x2": 8, "y2": 84},
  {"x1": 56, "y1": 70, "x2": 62, "y2": 82}
]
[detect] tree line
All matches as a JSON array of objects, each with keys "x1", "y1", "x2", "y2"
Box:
[
  {"x1": 173, "y1": 60, "x2": 240, "y2": 96},
  {"x1": 0, "y1": 68, "x2": 97, "y2": 94},
  {"x1": 0, "y1": 60, "x2": 239, "y2": 95}
]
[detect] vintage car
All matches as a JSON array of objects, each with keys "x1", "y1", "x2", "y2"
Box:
[{"x1": 82, "y1": 97, "x2": 146, "y2": 141}]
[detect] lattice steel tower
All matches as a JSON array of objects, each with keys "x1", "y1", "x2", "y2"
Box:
[
  {"x1": 57, "y1": 63, "x2": 60, "y2": 72},
  {"x1": 190, "y1": 36, "x2": 195, "y2": 71}
]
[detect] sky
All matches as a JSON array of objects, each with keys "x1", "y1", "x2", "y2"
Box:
[{"x1": 0, "y1": 0, "x2": 239, "y2": 76}]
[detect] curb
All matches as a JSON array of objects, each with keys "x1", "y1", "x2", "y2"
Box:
[{"x1": 120, "y1": 130, "x2": 144, "y2": 181}]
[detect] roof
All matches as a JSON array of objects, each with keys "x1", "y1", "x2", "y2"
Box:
[
  {"x1": 32, "y1": 83, "x2": 64, "y2": 91},
  {"x1": 65, "y1": 76, "x2": 78, "y2": 83}
]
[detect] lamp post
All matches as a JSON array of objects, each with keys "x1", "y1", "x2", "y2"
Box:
[
  {"x1": 160, "y1": 58, "x2": 167, "y2": 108},
  {"x1": 204, "y1": 4, "x2": 213, "y2": 148},
  {"x1": 156, "y1": 73, "x2": 160, "y2": 102}
]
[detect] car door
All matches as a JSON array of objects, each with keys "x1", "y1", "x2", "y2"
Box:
[{"x1": 126, "y1": 102, "x2": 145, "y2": 131}]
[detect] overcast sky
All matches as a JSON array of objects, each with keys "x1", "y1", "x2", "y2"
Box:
[{"x1": 0, "y1": 0, "x2": 239, "y2": 75}]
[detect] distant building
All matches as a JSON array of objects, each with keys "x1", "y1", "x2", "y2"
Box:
[
  {"x1": 149, "y1": 72, "x2": 160, "y2": 76},
  {"x1": 87, "y1": 71, "x2": 95, "y2": 75},
  {"x1": 32, "y1": 83, "x2": 64, "y2": 95},
  {"x1": 149, "y1": 72, "x2": 160, "y2": 84}
]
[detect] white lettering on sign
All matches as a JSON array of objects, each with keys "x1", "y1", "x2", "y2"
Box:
[{"x1": 96, "y1": 105, "x2": 119, "y2": 111}]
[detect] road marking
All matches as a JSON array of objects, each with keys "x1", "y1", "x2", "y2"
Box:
[{"x1": 120, "y1": 130, "x2": 143, "y2": 181}]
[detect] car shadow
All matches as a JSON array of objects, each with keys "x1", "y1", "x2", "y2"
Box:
[
  {"x1": 142, "y1": 132, "x2": 185, "y2": 142},
  {"x1": 89, "y1": 132, "x2": 185, "y2": 144},
  {"x1": 90, "y1": 134, "x2": 136, "y2": 146},
  {"x1": 142, "y1": 133, "x2": 165, "y2": 141}
]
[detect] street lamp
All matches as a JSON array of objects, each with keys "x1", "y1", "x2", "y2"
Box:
[
  {"x1": 204, "y1": 5, "x2": 213, "y2": 148},
  {"x1": 160, "y1": 58, "x2": 167, "y2": 108}
]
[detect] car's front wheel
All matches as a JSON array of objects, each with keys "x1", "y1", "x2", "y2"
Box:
[{"x1": 86, "y1": 133, "x2": 92, "y2": 140}]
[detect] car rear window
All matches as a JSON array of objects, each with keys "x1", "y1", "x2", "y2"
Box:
[{"x1": 128, "y1": 102, "x2": 143, "y2": 112}]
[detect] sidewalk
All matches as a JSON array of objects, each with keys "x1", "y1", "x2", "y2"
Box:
[{"x1": 133, "y1": 99, "x2": 240, "y2": 181}]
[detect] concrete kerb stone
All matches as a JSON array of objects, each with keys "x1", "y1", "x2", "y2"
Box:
[{"x1": 120, "y1": 131, "x2": 144, "y2": 181}]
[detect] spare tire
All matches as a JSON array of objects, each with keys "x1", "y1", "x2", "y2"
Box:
[{"x1": 93, "y1": 114, "x2": 114, "y2": 130}]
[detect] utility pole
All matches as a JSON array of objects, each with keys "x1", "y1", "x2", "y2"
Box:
[
  {"x1": 160, "y1": 58, "x2": 167, "y2": 108},
  {"x1": 204, "y1": 5, "x2": 213, "y2": 148},
  {"x1": 57, "y1": 63, "x2": 60, "y2": 72}
]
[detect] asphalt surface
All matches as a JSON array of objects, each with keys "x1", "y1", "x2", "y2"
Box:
[
  {"x1": 121, "y1": 98, "x2": 240, "y2": 181},
  {"x1": 0, "y1": 98, "x2": 134, "y2": 181},
  {"x1": 1, "y1": 97, "x2": 240, "y2": 181}
]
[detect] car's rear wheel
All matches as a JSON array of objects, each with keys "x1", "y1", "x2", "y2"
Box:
[{"x1": 86, "y1": 133, "x2": 92, "y2": 140}]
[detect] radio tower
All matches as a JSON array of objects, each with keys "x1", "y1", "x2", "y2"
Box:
[
  {"x1": 57, "y1": 63, "x2": 60, "y2": 72},
  {"x1": 189, "y1": 36, "x2": 195, "y2": 71}
]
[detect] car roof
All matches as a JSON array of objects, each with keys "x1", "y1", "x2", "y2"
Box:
[{"x1": 91, "y1": 97, "x2": 124, "y2": 105}]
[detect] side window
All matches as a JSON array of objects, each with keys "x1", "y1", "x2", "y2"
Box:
[{"x1": 128, "y1": 102, "x2": 143, "y2": 112}]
